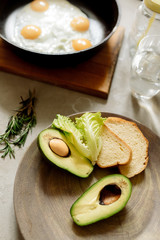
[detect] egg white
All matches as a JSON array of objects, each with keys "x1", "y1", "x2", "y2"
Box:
[{"x1": 12, "y1": 0, "x2": 91, "y2": 54}]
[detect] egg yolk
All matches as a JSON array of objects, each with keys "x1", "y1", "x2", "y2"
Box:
[
  {"x1": 70, "y1": 16, "x2": 90, "y2": 32},
  {"x1": 72, "y1": 39, "x2": 92, "y2": 51},
  {"x1": 30, "y1": 0, "x2": 49, "y2": 12},
  {"x1": 21, "y1": 25, "x2": 41, "y2": 39}
]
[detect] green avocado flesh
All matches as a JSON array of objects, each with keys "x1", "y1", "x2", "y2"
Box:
[
  {"x1": 37, "y1": 128, "x2": 93, "y2": 178},
  {"x1": 70, "y1": 174, "x2": 132, "y2": 226}
]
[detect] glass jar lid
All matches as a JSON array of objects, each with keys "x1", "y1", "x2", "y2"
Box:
[{"x1": 144, "y1": 0, "x2": 160, "y2": 13}]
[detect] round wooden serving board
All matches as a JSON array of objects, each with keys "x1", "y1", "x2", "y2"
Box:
[{"x1": 14, "y1": 113, "x2": 160, "y2": 240}]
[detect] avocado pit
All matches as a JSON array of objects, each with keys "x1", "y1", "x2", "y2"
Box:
[
  {"x1": 49, "y1": 137, "x2": 70, "y2": 157},
  {"x1": 99, "y1": 184, "x2": 121, "y2": 205}
]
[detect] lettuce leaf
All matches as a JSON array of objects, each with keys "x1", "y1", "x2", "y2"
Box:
[
  {"x1": 75, "y1": 112, "x2": 105, "y2": 164},
  {"x1": 52, "y1": 114, "x2": 90, "y2": 159},
  {"x1": 52, "y1": 112, "x2": 106, "y2": 164}
]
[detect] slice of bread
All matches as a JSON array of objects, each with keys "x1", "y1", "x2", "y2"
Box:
[
  {"x1": 105, "y1": 117, "x2": 149, "y2": 178},
  {"x1": 97, "y1": 125, "x2": 132, "y2": 168}
]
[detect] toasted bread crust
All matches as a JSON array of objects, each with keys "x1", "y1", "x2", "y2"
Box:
[
  {"x1": 97, "y1": 125, "x2": 132, "y2": 168},
  {"x1": 105, "y1": 117, "x2": 149, "y2": 178}
]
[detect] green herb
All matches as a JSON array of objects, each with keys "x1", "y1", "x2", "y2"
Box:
[
  {"x1": 52, "y1": 112, "x2": 106, "y2": 164},
  {"x1": 0, "y1": 90, "x2": 37, "y2": 159}
]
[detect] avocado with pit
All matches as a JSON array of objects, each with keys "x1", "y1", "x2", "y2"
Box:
[
  {"x1": 37, "y1": 128, "x2": 94, "y2": 178},
  {"x1": 70, "y1": 174, "x2": 132, "y2": 226}
]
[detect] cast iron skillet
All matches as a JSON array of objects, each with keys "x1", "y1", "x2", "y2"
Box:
[{"x1": 0, "y1": 0, "x2": 120, "y2": 65}]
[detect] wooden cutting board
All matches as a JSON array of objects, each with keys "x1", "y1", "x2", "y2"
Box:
[{"x1": 0, "y1": 26, "x2": 124, "y2": 98}]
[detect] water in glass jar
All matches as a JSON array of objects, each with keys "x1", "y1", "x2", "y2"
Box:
[{"x1": 130, "y1": 48, "x2": 160, "y2": 99}]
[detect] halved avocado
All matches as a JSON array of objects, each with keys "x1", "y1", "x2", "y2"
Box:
[
  {"x1": 70, "y1": 174, "x2": 132, "y2": 226},
  {"x1": 37, "y1": 128, "x2": 94, "y2": 178}
]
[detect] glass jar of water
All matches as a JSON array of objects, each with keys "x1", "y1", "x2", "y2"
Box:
[
  {"x1": 130, "y1": 35, "x2": 160, "y2": 99},
  {"x1": 129, "y1": 0, "x2": 160, "y2": 58}
]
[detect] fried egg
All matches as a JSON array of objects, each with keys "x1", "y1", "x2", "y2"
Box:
[
  {"x1": 12, "y1": 0, "x2": 92, "y2": 54},
  {"x1": 30, "y1": 0, "x2": 49, "y2": 12}
]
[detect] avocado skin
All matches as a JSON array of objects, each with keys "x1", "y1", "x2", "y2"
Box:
[
  {"x1": 37, "y1": 128, "x2": 94, "y2": 178},
  {"x1": 70, "y1": 174, "x2": 132, "y2": 226}
]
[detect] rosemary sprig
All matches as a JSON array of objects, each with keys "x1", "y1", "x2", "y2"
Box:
[{"x1": 0, "y1": 90, "x2": 37, "y2": 159}]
